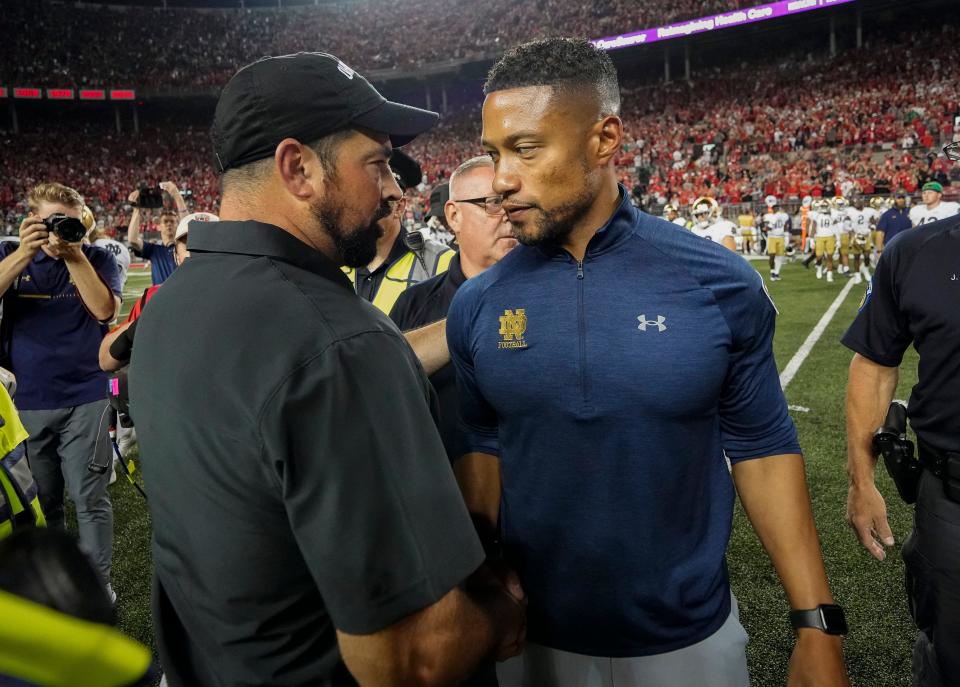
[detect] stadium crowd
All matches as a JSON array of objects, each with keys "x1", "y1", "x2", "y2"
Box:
[
  {"x1": 3, "y1": 23, "x2": 957, "y2": 238},
  {"x1": 1, "y1": 0, "x2": 767, "y2": 87}
]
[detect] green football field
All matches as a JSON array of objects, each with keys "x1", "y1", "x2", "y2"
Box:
[{"x1": 107, "y1": 260, "x2": 919, "y2": 686}]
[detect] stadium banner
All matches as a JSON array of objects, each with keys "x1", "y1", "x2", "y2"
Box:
[
  {"x1": 80, "y1": 89, "x2": 107, "y2": 101},
  {"x1": 47, "y1": 88, "x2": 75, "y2": 100},
  {"x1": 109, "y1": 89, "x2": 136, "y2": 101},
  {"x1": 593, "y1": 0, "x2": 857, "y2": 51},
  {"x1": 0, "y1": 87, "x2": 6, "y2": 98},
  {"x1": 12, "y1": 87, "x2": 42, "y2": 99}
]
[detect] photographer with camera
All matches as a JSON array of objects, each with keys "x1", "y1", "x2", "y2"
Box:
[
  {"x1": 127, "y1": 181, "x2": 186, "y2": 285},
  {"x1": 0, "y1": 182, "x2": 122, "y2": 602}
]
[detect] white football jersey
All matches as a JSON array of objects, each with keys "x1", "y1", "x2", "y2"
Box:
[
  {"x1": 846, "y1": 208, "x2": 871, "y2": 239},
  {"x1": 810, "y1": 211, "x2": 841, "y2": 238},
  {"x1": 693, "y1": 219, "x2": 736, "y2": 245},
  {"x1": 909, "y1": 201, "x2": 960, "y2": 227},
  {"x1": 94, "y1": 238, "x2": 131, "y2": 285},
  {"x1": 762, "y1": 211, "x2": 789, "y2": 237},
  {"x1": 671, "y1": 216, "x2": 688, "y2": 228},
  {"x1": 861, "y1": 206, "x2": 880, "y2": 227}
]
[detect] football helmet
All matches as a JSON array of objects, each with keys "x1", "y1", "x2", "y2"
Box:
[
  {"x1": 691, "y1": 196, "x2": 718, "y2": 229},
  {"x1": 812, "y1": 198, "x2": 832, "y2": 214},
  {"x1": 831, "y1": 197, "x2": 849, "y2": 211},
  {"x1": 80, "y1": 205, "x2": 96, "y2": 235}
]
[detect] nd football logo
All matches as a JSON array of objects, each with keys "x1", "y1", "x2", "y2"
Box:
[{"x1": 498, "y1": 309, "x2": 528, "y2": 349}]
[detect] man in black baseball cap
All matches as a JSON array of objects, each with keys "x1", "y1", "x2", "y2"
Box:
[
  {"x1": 212, "y1": 52, "x2": 438, "y2": 173},
  {"x1": 132, "y1": 52, "x2": 525, "y2": 687}
]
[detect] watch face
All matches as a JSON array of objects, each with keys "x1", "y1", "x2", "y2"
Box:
[{"x1": 820, "y1": 605, "x2": 849, "y2": 635}]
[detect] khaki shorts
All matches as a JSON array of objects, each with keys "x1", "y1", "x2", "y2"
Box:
[
  {"x1": 851, "y1": 235, "x2": 872, "y2": 255},
  {"x1": 838, "y1": 233, "x2": 850, "y2": 256},
  {"x1": 767, "y1": 237, "x2": 786, "y2": 256},
  {"x1": 814, "y1": 236, "x2": 836, "y2": 258},
  {"x1": 739, "y1": 229, "x2": 755, "y2": 239}
]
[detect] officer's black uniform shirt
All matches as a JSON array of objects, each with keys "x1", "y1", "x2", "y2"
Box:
[
  {"x1": 389, "y1": 252, "x2": 466, "y2": 462},
  {"x1": 128, "y1": 220, "x2": 484, "y2": 687},
  {"x1": 842, "y1": 215, "x2": 960, "y2": 452}
]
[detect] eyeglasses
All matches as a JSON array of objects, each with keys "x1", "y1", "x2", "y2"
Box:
[
  {"x1": 453, "y1": 195, "x2": 504, "y2": 215},
  {"x1": 943, "y1": 141, "x2": 960, "y2": 162}
]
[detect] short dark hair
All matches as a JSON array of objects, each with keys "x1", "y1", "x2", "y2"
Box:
[{"x1": 484, "y1": 38, "x2": 620, "y2": 117}]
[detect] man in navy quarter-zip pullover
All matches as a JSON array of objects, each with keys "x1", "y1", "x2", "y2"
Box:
[{"x1": 447, "y1": 38, "x2": 850, "y2": 687}]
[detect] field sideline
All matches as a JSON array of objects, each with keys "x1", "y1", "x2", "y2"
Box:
[{"x1": 108, "y1": 260, "x2": 919, "y2": 686}]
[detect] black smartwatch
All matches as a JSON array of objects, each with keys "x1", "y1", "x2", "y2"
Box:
[{"x1": 789, "y1": 604, "x2": 848, "y2": 636}]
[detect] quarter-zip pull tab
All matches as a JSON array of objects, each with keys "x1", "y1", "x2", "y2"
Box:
[{"x1": 577, "y1": 260, "x2": 584, "y2": 280}]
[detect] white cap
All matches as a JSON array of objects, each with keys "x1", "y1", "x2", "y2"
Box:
[{"x1": 175, "y1": 212, "x2": 219, "y2": 241}]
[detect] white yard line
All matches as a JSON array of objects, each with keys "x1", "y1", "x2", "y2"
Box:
[{"x1": 779, "y1": 278, "x2": 857, "y2": 390}]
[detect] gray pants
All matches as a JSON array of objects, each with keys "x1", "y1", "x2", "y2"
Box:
[
  {"x1": 497, "y1": 596, "x2": 749, "y2": 687},
  {"x1": 904, "y1": 470, "x2": 960, "y2": 687},
  {"x1": 21, "y1": 399, "x2": 114, "y2": 584}
]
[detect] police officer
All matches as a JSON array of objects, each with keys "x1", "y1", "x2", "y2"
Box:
[
  {"x1": 843, "y1": 145, "x2": 960, "y2": 686},
  {"x1": 0, "y1": 371, "x2": 45, "y2": 538},
  {"x1": 342, "y1": 150, "x2": 454, "y2": 313}
]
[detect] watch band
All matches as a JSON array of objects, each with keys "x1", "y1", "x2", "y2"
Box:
[{"x1": 789, "y1": 604, "x2": 848, "y2": 636}]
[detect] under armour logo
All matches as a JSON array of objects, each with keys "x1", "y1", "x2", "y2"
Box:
[{"x1": 637, "y1": 315, "x2": 667, "y2": 332}]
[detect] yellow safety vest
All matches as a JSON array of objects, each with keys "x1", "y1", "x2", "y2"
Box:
[
  {"x1": 0, "y1": 386, "x2": 44, "y2": 539},
  {"x1": 344, "y1": 248, "x2": 455, "y2": 314},
  {"x1": 0, "y1": 591, "x2": 153, "y2": 686}
]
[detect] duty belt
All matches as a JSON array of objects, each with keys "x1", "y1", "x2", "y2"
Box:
[{"x1": 918, "y1": 438, "x2": 960, "y2": 504}]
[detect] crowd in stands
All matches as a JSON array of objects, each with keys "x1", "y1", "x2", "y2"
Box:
[
  {"x1": 3, "y1": 18, "x2": 958, "y2": 236},
  {"x1": 1, "y1": 0, "x2": 765, "y2": 88}
]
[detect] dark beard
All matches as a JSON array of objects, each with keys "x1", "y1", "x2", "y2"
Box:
[
  {"x1": 311, "y1": 195, "x2": 390, "y2": 268},
  {"x1": 511, "y1": 185, "x2": 595, "y2": 248}
]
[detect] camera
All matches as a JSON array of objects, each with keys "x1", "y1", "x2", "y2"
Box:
[
  {"x1": 42, "y1": 213, "x2": 87, "y2": 243},
  {"x1": 136, "y1": 186, "x2": 164, "y2": 209}
]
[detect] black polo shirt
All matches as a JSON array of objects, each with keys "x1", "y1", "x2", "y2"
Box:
[
  {"x1": 389, "y1": 253, "x2": 466, "y2": 462},
  {"x1": 842, "y1": 214, "x2": 960, "y2": 452},
  {"x1": 128, "y1": 220, "x2": 484, "y2": 687}
]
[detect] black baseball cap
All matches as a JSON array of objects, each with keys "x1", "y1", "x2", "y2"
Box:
[
  {"x1": 389, "y1": 150, "x2": 423, "y2": 191},
  {"x1": 427, "y1": 182, "x2": 450, "y2": 219},
  {"x1": 212, "y1": 52, "x2": 439, "y2": 173}
]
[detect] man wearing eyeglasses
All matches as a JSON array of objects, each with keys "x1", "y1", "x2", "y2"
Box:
[
  {"x1": 390, "y1": 154, "x2": 517, "y2": 687},
  {"x1": 391, "y1": 156, "x2": 516, "y2": 462},
  {"x1": 342, "y1": 150, "x2": 454, "y2": 313}
]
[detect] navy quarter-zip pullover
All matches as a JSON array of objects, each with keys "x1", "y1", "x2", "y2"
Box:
[{"x1": 447, "y1": 189, "x2": 800, "y2": 657}]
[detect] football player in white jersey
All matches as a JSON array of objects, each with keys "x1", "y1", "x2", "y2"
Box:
[
  {"x1": 81, "y1": 205, "x2": 131, "y2": 286},
  {"x1": 864, "y1": 196, "x2": 883, "y2": 259},
  {"x1": 809, "y1": 198, "x2": 838, "y2": 282},
  {"x1": 832, "y1": 197, "x2": 852, "y2": 276},
  {"x1": 845, "y1": 197, "x2": 873, "y2": 284},
  {"x1": 663, "y1": 203, "x2": 687, "y2": 228},
  {"x1": 762, "y1": 200, "x2": 790, "y2": 281},
  {"x1": 690, "y1": 197, "x2": 736, "y2": 251},
  {"x1": 909, "y1": 181, "x2": 960, "y2": 226}
]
